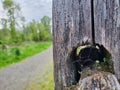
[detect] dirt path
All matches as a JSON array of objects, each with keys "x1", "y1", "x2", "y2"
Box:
[{"x1": 0, "y1": 47, "x2": 53, "y2": 90}]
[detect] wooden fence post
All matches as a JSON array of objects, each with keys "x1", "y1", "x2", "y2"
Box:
[
  {"x1": 53, "y1": 0, "x2": 120, "y2": 89},
  {"x1": 94, "y1": 0, "x2": 120, "y2": 80}
]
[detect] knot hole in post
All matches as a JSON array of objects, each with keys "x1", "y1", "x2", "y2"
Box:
[{"x1": 68, "y1": 44, "x2": 114, "y2": 85}]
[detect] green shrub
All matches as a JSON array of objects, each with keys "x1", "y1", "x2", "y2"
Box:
[
  {"x1": 0, "y1": 40, "x2": 2, "y2": 44},
  {"x1": 15, "y1": 48, "x2": 21, "y2": 56}
]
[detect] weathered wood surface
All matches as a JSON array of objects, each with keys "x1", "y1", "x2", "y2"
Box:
[
  {"x1": 53, "y1": 0, "x2": 92, "y2": 89},
  {"x1": 66, "y1": 72, "x2": 120, "y2": 90},
  {"x1": 53, "y1": 0, "x2": 120, "y2": 90},
  {"x1": 94, "y1": 0, "x2": 120, "y2": 80},
  {"x1": 78, "y1": 72, "x2": 120, "y2": 90}
]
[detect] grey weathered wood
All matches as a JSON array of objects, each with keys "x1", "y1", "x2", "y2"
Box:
[
  {"x1": 53, "y1": 0, "x2": 92, "y2": 89},
  {"x1": 94, "y1": 0, "x2": 120, "y2": 80},
  {"x1": 66, "y1": 71, "x2": 120, "y2": 90},
  {"x1": 53, "y1": 0, "x2": 120, "y2": 89},
  {"x1": 78, "y1": 72, "x2": 120, "y2": 90}
]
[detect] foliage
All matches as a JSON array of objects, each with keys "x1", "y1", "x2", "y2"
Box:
[
  {"x1": 0, "y1": 42, "x2": 52, "y2": 69},
  {"x1": 0, "y1": 0, "x2": 52, "y2": 44},
  {"x1": 41, "y1": 16, "x2": 51, "y2": 33},
  {"x1": 0, "y1": 0, "x2": 52, "y2": 69},
  {"x1": 2, "y1": 0, "x2": 22, "y2": 39},
  {"x1": 23, "y1": 18, "x2": 52, "y2": 42}
]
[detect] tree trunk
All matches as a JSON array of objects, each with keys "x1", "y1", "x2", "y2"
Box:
[{"x1": 53, "y1": 0, "x2": 120, "y2": 90}]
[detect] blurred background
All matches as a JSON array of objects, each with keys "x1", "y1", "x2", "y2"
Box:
[{"x1": 0, "y1": 0, "x2": 53, "y2": 90}]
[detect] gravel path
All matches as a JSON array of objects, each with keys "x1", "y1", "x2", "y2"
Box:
[{"x1": 0, "y1": 47, "x2": 53, "y2": 90}]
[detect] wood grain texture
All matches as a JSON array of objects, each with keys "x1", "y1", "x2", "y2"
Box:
[
  {"x1": 53, "y1": 0, "x2": 120, "y2": 89},
  {"x1": 53, "y1": 0, "x2": 92, "y2": 89},
  {"x1": 94, "y1": 0, "x2": 120, "y2": 79},
  {"x1": 66, "y1": 72, "x2": 120, "y2": 90},
  {"x1": 78, "y1": 72, "x2": 120, "y2": 90}
]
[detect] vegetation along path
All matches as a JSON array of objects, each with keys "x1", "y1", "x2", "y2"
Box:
[{"x1": 0, "y1": 47, "x2": 53, "y2": 90}]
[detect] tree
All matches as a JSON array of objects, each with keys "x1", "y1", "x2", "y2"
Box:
[
  {"x1": 41, "y1": 16, "x2": 51, "y2": 33},
  {"x1": 24, "y1": 17, "x2": 52, "y2": 41},
  {"x1": 27, "y1": 20, "x2": 39, "y2": 41},
  {"x1": 2, "y1": 0, "x2": 21, "y2": 40},
  {"x1": 0, "y1": 18, "x2": 8, "y2": 40}
]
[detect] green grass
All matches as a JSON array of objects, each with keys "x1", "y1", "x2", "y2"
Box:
[
  {"x1": 0, "y1": 41, "x2": 52, "y2": 69},
  {"x1": 26, "y1": 61, "x2": 54, "y2": 90}
]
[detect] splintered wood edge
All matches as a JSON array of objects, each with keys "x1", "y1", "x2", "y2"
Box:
[{"x1": 65, "y1": 71, "x2": 120, "y2": 90}]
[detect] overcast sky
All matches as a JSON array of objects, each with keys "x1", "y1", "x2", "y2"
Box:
[{"x1": 0, "y1": 0, "x2": 52, "y2": 22}]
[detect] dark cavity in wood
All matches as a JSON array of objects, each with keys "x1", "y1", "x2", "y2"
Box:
[
  {"x1": 68, "y1": 44, "x2": 114, "y2": 84},
  {"x1": 91, "y1": 0, "x2": 95, "y2": 45}
]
